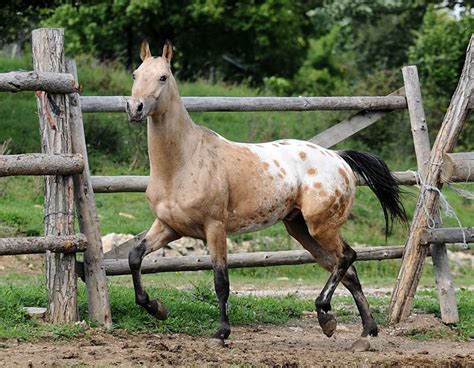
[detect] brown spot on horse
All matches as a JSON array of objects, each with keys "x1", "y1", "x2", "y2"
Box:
[{"x1": 339, "y1": 168, "x2": 350, "y2": 185}]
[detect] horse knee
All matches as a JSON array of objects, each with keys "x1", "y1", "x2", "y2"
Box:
[{"x1": 129, "y1": 240, "x2": 146, "y2": 270}]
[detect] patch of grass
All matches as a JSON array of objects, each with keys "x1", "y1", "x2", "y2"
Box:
[
  {"x1": 106, "y1": 281, "x2": 313, "y2": 335},
  {"x1": 413, "y1": 288, "x2": 474, "y2": 341},
  {"x1": 1, "y1": 271, "x2": 473, "y2": 341},
  {"x1": 0, "y1": 278, "x2": 312, "y2": 339}
]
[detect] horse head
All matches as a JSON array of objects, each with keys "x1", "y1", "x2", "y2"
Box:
[{"x1": 127, "y1": 40, "x2": 174, "y2": 122}]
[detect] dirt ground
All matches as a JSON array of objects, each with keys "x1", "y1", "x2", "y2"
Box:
[
  {"x1": 1, "y1": 255, "x2": 473, "y2": 367},
  {"x1": 0, "y1": 314, "x2": 473, "y2": 367}
]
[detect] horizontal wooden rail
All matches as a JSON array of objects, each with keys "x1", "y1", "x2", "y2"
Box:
[
  {"x1": 102, "y1": 246, "x2": 405, "y2": 275},
  {"x1": 91, "y1": 175, "x2": 148, "y2": 192},
  {"x1": 80, "y1": 96, "x2": 408, "y2": 113},
  {"x1": 101, "y1": 237, "x2": 471, "y2": 276},
  {"x1": 421, "y1": 227, "x2": 474, "y2": 244},
  {"x1": 90, "y1": 155, "x2": 474, "y2": 193},
  {"x1": 441, "y1": 152, "x2": 474, "y2": 182},
  {"x1": 0, "y1": 153, "x2": 84, "y2": 177},
  {"x1": 0, "y1": 234, "x2": 87, "y2": 255},
  {"x1": 90, "y1": 172, "x2": 416, "y2": 193},
  {"x1": 88, "y1": 171, "x2": 418, "y2": 193},
  {"x1": 0, "y1": 71, "x2": 77, "y2": 93}
]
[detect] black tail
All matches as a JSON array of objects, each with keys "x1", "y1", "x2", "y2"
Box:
[{"x1": 338, "y1": 150, "x2": 408, "y2": 237}]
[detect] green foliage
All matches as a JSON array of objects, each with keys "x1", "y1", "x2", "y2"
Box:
[
  {"x1": 0, "y1": 1, "x2": 59, "y2": 44},
  {"x1": 408, "y1": 7, "x2": 474, "y2": 149},
  {"x1": 41, "y1": 0, "x2": 313, "y2": 83}
]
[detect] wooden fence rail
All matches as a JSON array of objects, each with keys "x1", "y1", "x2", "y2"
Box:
[
  {"x1": 0, "y1": 235, "x2": 87, "y2": 255},
  {"x1": 89, "y1": 164, "x2": 474, "y2": 193},
  {"x1": 0, "y1": 71, "x2": 77, "y2": 93},
  {"x1": 103, "y1": 247, "x2": 404, "y2": 276},
  {"x1": 100, "y1": 239, "x2": 471, "y2": 276},
  {"x1": 80, "y1": 95, "x2": 408, "y2": 113},
  {"x1": 0, "y1": 153, "x2": 84, "y2": 177}
]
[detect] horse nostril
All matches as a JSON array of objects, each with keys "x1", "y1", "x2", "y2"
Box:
[{"x1": 137, "y1": 102, "x2": 143, "y2": 112}]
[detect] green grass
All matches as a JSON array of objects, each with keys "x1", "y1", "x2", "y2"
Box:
[
  {"x1": 0, "y1": 277, "x2": 312, "y2": 340},
  {"x1": 1, "y1": 273, "x2": 473, "y2": 341}
]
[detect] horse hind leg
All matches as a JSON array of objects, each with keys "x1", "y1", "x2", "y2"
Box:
[
  {"x1": 311, "y1": 232, "x2": 355, "y2": 338},
  {"x1": 342, "y1": 265, "x2": 378, "y2": 337},
  {"x1": 284, "y1": 214, "x2": 377, "y2": 338},
  {"x1": 129, "y1": 219, "x2": 180, "y2": 319}
]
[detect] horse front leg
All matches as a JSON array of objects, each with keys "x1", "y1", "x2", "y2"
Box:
[
  {"x1": 205, "y1": 221, "x2": 231, "y2": 341},
  {"x1": 129, "y1": 219, "x2": 180, "y2": 319}
]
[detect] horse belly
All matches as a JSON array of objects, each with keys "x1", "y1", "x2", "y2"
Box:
[{"x1": 226, "y1": 179, "x2": 298, "y2": 235}]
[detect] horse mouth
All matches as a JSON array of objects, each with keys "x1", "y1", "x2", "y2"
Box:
[{"x1": 127, "y1": 113, "x2": 146, "y2": 122}]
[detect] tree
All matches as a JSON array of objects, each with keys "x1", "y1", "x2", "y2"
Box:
[
  {"x1": 408, "y1": 6, "x2": 474, "y2": 149},
  {"x1": 0, "y1": 0, "x2": 60, "y2": 55},
  {"x1": 42, "y1": 0, "x2": 315, "y2": 83}
]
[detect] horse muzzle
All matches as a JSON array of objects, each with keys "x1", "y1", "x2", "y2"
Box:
[{"x1": 126, "y1": 98, "x2": 146, "y2": 122}]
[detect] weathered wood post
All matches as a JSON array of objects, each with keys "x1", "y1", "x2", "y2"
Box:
[
  {"x1": 389, "y1": 36, "x2": 473, "y2": 323},
  {"x1": 66, "y1": 59, "x2": 112, "y2": 327},
  {"x1": 401, "y1": 65, "x2": 458, "y2": 324},
  {"x1": 32, "y1": 28, "x2": 78, "y2": 323}
]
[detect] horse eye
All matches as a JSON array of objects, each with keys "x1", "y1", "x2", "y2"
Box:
[{"x1": 159, "y1": 75, "x2": 167, "y2": 82}]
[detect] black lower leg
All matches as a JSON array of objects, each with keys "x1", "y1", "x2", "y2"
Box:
[
  {"x1": 316, "y1": 244, "x2": 356, "y2": 337},
  {"x1": 342, "y1": 265, "x2": 378, "y2": 337},
  {"x1": 129, "y1": 240, "x2": 167, "y2": 320},
  {"x1": 213, "y1": 265, "x2": 231, "y2": 340}
]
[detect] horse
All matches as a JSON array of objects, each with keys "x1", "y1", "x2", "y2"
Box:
[{"x1": 126, "y1": 40, "x2": 407, "y2": 343}]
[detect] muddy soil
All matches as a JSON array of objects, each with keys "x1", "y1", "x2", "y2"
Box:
[{"x1": 0, "y1": 314, "x2": 473, "y2": 367}]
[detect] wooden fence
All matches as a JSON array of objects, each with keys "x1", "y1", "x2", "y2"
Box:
[{"x1": 0, "y1": 28, "x2": 472, "y2": 327}]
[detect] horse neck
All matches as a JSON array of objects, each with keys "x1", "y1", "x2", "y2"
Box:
[{"x1": 147, "y1": 89, "x2": 199, "y2": 181}]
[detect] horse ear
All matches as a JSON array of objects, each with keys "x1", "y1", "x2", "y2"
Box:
[
  {"x1": 140, "y1": 40, "x2": 152, "y2": 61},
  {"x1": 162, "y1": 40, "x2": 173, "y2": 63}
]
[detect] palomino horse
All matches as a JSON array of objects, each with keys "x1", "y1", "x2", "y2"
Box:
[{"x1": 126, "y1": 40, "x2": 407, "y2": 342}]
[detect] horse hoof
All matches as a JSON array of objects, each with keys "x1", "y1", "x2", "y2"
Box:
[
  {"x1": 209, "y1": 338, "x2": 225, "y2": 347},
  {"x1": 212, "y1": 324, "x2": 231, "y2": 340},
  {"x1": 351, "y1": 338, "x2": 371, "y2": 352},
  {"x1": 146, "y1": 299, "x2": 168, "y2": 320},
  {"x1": 362, "y1": 322, "x2": 379, "y2": 337},
  {"x1": 318, "y1": 312, "x2": 337, "y2": 337}
]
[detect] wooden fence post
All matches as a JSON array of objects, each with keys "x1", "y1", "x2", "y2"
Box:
[
  {"x1": 66, "y1": 59, "x2": 112, "y2": 327},
  {"x1": 32, "y1": 28, "x2": 78, "y2": 323},
  {"x1": 389, "y1": 36, "x2": 473, "y2": 323},
  {"x1": 401, "y1": 65, "x2": 458, "y2": 324}
]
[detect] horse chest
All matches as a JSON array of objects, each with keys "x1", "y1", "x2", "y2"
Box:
[{"x1": 147, "y1": 179, "x2": 219, "y2": 238}]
